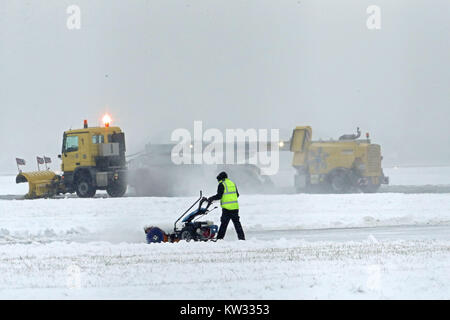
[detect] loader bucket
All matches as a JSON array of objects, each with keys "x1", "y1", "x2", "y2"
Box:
[{"x1": 16, "y1": 171, "x2": 60, "y2": 199}]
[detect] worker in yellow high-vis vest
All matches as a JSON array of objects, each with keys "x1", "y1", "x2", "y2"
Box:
[{"x1": 207, "y1": 171, "x2": 245, "y2": 240}]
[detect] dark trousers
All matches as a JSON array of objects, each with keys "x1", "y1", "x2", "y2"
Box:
[{"x1": 217, "y1": 209, "x2": 245, "y2": 240}]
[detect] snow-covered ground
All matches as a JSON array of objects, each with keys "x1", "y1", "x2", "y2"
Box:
[
  {"x1": 0, "y1": 167, "x2": 449, "y2": 299},
  {"x1": 1, "y1": 239, "x2": 449, "y2": 299}
]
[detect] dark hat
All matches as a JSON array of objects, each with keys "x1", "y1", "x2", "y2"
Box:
[{"x1": 216, "y1": 171, "x2": 228, "y2": 181}]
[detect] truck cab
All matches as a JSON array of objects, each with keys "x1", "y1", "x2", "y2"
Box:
[{"x1": 60, "y1": 123, "x2": 127, "y2": 198}]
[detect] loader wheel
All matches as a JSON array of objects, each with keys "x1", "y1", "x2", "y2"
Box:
[
  {"x1": 329, "y1": 170, "x2": 351, "y2": 194},
  {"x1": 360, "y1": 183, "x2": 381, "y2": 193},
  {"x1": 106, "y1": 182, "x2": 127, "y2": 198},
  {"x1": 75, "y1": 176, "x2": 96, "y2": 198}
]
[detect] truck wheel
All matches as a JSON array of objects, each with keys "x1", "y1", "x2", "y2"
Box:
[
  {"x1": 329, "y1": 170, "x2": 351, "y2": 193},
  {"x1": 106, "y1": 183, "x2": 127, "y2": 198},
  {"x1": 75, "y1": 176, "x2": 96, "y2": 198}
]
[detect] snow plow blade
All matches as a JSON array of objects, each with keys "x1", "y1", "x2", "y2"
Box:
[{"x1": 16, "y1": 171, "x2": 60, "y2": 199}]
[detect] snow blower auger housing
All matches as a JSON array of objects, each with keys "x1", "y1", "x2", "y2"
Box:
[{"x1": 144, "y1": 191, "x2": 218, "y2": 243}]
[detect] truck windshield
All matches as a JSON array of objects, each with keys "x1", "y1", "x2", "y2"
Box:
[{"x1": 64, "y1": 135, "x2": 79, "y2": 153}]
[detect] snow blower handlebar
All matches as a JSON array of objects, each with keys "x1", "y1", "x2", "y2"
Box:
[
  {"x1": 174, "y1": 191, "x2": 218, "y2": 230},
  {"x1": 174, "y1": 191, "x2": 216, "y2": 227},
  {"x1": 199, "y1": 196, "x2": 213, "y2": 211},
  {"x1": 174, "y1": 191, "x2": 203, "y2": 229}
]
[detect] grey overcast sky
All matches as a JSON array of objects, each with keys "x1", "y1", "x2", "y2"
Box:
[{"x1": 0, "y1": 0, "x2": 449, "y2": 173}]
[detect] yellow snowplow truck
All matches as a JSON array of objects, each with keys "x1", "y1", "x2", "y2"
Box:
[
  {"x1": 16, "y1": 120, "x2": 127, "y2": 199},
  {"x1": 289, "y1": 126, "x2": 389, "y2": 193}
]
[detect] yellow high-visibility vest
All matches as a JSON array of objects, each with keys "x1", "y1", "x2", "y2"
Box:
[{"x1": 220, "y1": 178, "x2": 239, "y2": 210}]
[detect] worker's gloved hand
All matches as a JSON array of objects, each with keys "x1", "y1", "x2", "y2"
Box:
[{"x1": 207, "y1": 197, "x2": 213, "y2": 203}]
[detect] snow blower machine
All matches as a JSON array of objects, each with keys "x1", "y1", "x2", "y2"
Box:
[{"x1": 144, "y1": 192, "x2": 218, "y2": 243}]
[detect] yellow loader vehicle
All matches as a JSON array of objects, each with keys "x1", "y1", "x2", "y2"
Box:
[
  {"x1": 289, "y1": 126, "x2": 389, "y2": 193},
  {"x1": 16, "y1": 118, "x2": 128, "y2": 199}
]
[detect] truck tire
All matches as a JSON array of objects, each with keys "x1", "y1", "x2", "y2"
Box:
[
  {"x1": 75, "y1": 175, "x2": 96, "y2": 198},
  {"x1": 106, "y1": 182, "x2": 127, "y2": 198}
]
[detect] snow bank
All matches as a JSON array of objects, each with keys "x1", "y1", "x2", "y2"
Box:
[{"x1": 1, "y1": 193, "x2": 449, "y2": 244}]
